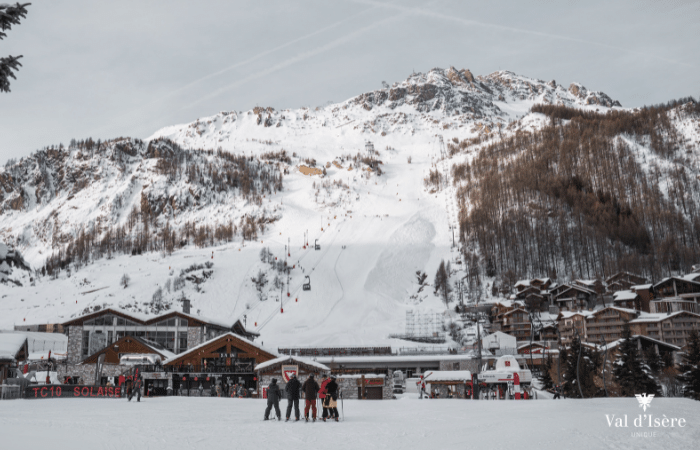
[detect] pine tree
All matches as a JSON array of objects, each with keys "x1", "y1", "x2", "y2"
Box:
[
  {"x1": 562, "y1": 334, "x2": 599, "y2": 398},
  {"x1": 539, "y1": 353, "x2": 555, "y2": 391},
  {"x1": 677, "y1": 330, "x2": 700, "y2": 400},
  {"x1": 613, "y1": 323, "x2": 660, "y2": 397},
  {"x1": 0, "y1": 3, "x2": 30, "y2": 93}
]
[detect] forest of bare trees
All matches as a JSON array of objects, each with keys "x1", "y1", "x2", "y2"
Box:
[{"x1": 453, "y1": 99, "x2": 700, "y2": 282}]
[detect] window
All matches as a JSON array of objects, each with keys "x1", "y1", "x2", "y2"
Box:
[
  {"x1": 108, "y1": 331, "x2": 113, "y2": 344},
  {"x1": 180, "y1": 319, "x2": 188, "y2": 327},
  {"x1": 178, "y1": 332, "x2": 187, "y2": 352},
  {"x1": 82, "y1": 331, "x2": 90, "y2": 356}
]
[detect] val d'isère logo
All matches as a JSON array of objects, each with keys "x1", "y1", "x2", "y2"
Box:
[{"x1": 635, "y1": 393, "x2": 654, "y2": 412}]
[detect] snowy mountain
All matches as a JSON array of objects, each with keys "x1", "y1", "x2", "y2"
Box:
[{"x1": 1, "y1": 67, "x2": 697, "y2": 349}]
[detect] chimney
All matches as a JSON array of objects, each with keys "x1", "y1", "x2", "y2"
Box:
[{"x1": 182, "y1": 298, "x2": 191, "y2": 314}]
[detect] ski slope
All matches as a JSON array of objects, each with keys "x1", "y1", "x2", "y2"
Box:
[{"x1": 1, "y1": 396, "x2": 697, "y2": 450}]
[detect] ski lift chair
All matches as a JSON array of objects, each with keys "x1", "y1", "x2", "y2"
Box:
[
  {"x1": 314, "y1": 239, "x2": 320, "y2": 250},
  {"x1": 303, "y1": 275, "x2": 311, "y2": 291}
]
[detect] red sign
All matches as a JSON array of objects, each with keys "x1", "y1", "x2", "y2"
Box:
[
  {"x1": 505, "y1": 361, "x2": 511, "y2": 367},
  {"x1": 25, "y1": 385, "x2": 122, "y2": 399}
]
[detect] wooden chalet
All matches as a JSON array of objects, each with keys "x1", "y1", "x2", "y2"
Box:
[
  {"x1": 650, "y1": 277, "x2": 700, "y2": 314},
  {"x1": 422, "y1": 370, "x2": 473, "y2": 398},
  {"x1": 255, "y1": 355, "x2": 330, "y2": 398},
  {"x1": 498, "y1": 308, "x2": 531, "y2": 342},
  {"x1": 630, "y1": 311, "x2": 700, "y2": 349},
  {"x1": 556, "y1": 311, "x2": 592, "y2": 344},
  {"x1": 554, "y1": 284, "x2": 597, "y2": 311},
  {"x1": 586, "y1": 307, "x2": 639, "y2": 344},
  {"x1": 573, "y1": 279, "x2": 604, "y2": 295},
  {"x1": 81, "y1": 335, "x2": 175, "y2": 365},
  {"x1": 62, "y1": 307, "x2": 258, "y2": 364},
  {"x1": 162, "y1": 332, "x2": 278, "y2": 394},
  {"x1": 605, "y1": 272, "x2": 648, "y2": 293},
  {"x1": 612, "y1": 290, "x2": 641, "y2": 310},
  {"x1": 0, "y1": 334, "x2": 28, "y2": 384}
]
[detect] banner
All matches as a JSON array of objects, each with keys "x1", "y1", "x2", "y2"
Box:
[
  {"x1": 25, "y1": 385, "x2": 122, "y2": 399},
  {"x1": 281, "y1": 365, "x2": 298, "y2": 382}
]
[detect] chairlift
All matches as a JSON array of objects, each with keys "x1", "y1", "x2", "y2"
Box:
[
  {"x1": 303, "y1": 275, "x2": 311, "y2": 291},
  {"x1": 314, "y1": 239, "x2": 320, "y2": 250}
]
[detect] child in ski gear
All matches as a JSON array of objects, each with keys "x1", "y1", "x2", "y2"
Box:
[
  {"x1": 318, "y1": 374, "x2": 330, "y2": 420},
  {"x1": 553, "y1": 384, "x2": 561, "y2": 400},
  {"x1": 302, "y1": 374, "x2": 320, "y2": 421},
  {"x1": 323, "y1": 376, "x2": 340, "y2": 421},
  {"x1": 285, "y1": 373, "x2": 302, "y2": 421},
  {"x1": 264, "y1": 378, "x2": 282, "y2": 420}
]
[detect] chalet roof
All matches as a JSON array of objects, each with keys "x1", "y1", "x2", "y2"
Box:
[
  {"x1": 653, "y1": 277, "x2": 700, "y2": 289},
  {"x1": 517, "y1": 342, "x2": 546, "y2": 350},
  {"x1": 630, "y1": 311, "x2": 700, "y2": 323},
  {"x1": 605, "y1": 272, "x2": 647, "y2": 284},
  {"x1": 574, "y1": 279, "x2": 599, "y2": 287},
  {"x1": 500, "y1": 307, "x2": 530, "y2": 317},
  {"x1": 0, "y1": 333, "x2": 27, "y2": 361},
  {"x1": 533, "y1": 277, "x2": 551, "y2": 284},
  {"x1": 163, "y1": 332, "x2": 278, "y2": 365},
  {"x1": 555, "y1": 284, "x2": 596, "y2": 299},
  {"x1": 558, "y1": 310, "x2": 593, "y2": 319},
  {"x1": 423, "y1": 370, "x2": 472, "y2": 382},
  {"x1": 600, "y1": 335, "x2": 681, "y2": 352},
  {"x1": 613, "y1": 290, "x2": 639, "y2": 302},
  {"x1": 590, "y1": 306, "x2": 638, "y2": 317},
  {"x1": 81, "y1": 335, "x2": 176, "y2": 364},
  {"x1": 254, "y1": 355, "x2": 330, "y2": 372},
  {"x1": 681, "y1": 273, "x2": 700, "y2": 282},
  {"x1": 62, "y1": 307, "x2": 234, "y2": 329},
  {"x1": 632, "y1": 284, "x2": 652, "y2": 290},
  {"x1": 514, "y1": 280, "x2": 530, "y2": 288}
]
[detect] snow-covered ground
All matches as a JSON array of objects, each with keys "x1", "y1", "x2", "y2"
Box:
[{"x1": 1, "y1": 396, "x2": 697, "y2": 449}]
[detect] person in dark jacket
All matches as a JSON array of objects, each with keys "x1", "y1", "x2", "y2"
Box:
[
  {"x1": 264, "y1": 378, "x2": 282, "y2": 420},
  {"x1": 318, "y1": 374, "x2": 331, "y2": 420},
  {"x1": 323, "y1": 377, "x2": 340, "y2": 421},
  {"x1": 301, "y1": 374, "x2": 320, "y2": 421},
  {"x1": 285, "y1": 374, "x2": 302, "y2": 421}
]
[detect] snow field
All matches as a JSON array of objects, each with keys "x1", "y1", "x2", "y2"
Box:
[{"x1": 1, "y1": 397, "x2": 698, "y2": 450}]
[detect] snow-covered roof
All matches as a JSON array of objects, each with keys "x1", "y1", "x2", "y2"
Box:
[
  {"x1": 514, "y1": 280, "x2": 530, "y2": 287},
  {"x1": 163, "y1": 332, "x2": 278, "y2": 364},
  {"x1": 558, "y1": 310, "x2": 593, "y2": 318},
  {"x1": 653, "y1": 276, "x2": 700, "y2": 288},
  {"x1": 254, "y1": 355, "x2": 330, "y2": 372},
  {"x1": 613, "y1": 290, "x2": 638, "y2": 301},
  {"x1": 575, "y1": 279, "x2": 598, "y2": 286},
  {"x1": 591, "y1": 306, "x2": 638, "y2": 317},
  {"x1": 0, "y1": 333, "x2": 27, "y2": 361},
  {"x1": 28, "y1": 351, "x2": 67, "y2": 361},
  {"x1": 681, "y1": 273, "x2": 700, "y2": 282},
  {"x1": 630, "y1": 311, "x2": 700, "y2": 323},
  {"x1": 315, "y1": 354, "x2": 473, "y2": 365},
  {"x1": 423, "y1": 370, "x2": 472, "y2": 381},
  {"x1": 63, "y1": 306, "x2": 235, "y2": 330},
  {"x1": 631, "y1": 284, "x2": 652, "y2": 290},
  {"x1": 599, "y1": 335, "x2": 681, "y2": 352},
  {"x1": 0, "y1": 331, "x2": 67, "y2": 353},
  {"x1": 139, "y1": 339, "x2": 176, "y2": 360}
]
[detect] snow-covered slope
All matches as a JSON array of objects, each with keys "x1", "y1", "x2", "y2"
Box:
[{"x1": 4, "y1": 67, "x2": 675, "y2": 350}]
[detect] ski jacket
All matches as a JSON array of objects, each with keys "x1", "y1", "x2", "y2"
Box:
[
  {"x1": 267, "y1": 382, "x2": 282, "y2": 403},
  {"x1": 318, "y1": 378, "x2": 331, "y2": 399},
  {"x1": 285, "y1": 377, "x2": 302, "y2": 400},
  {"x1": 302, "y1": 378, "x2": 320, "y2": 400},
  {"x1": 325, "y1": 380, "x2": 339, "y2": 401}
]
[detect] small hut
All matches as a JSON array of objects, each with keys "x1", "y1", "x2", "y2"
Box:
[
  {"x1": 422, "y1": 370, "x2": 473, "y2": 399},
  {"x1": 255, "y1": 355, "x2": 330, "y2": 398}
]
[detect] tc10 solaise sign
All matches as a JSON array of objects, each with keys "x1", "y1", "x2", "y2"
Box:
[{"x1": 25, "y1": 385, "x2": 122, "y2": 399}]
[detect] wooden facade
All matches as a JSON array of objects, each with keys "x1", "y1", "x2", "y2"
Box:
[
  {"x1": 586, "y1": 307, "x2": 638, "y2": 343},
  {"x1": 0, "y1": 336, "x2": 28, "y2": 385},
  {"x1": 81, "y1": 336, "x2": 172, "y2": 365}
]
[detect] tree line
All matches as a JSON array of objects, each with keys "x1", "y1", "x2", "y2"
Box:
[{"x1": 453, "y1": 99, "x2": 700, "y2": 281}]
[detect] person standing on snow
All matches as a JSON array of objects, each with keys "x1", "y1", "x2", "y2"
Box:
[
  {"x1": 323, "y1": 376, "x2": 340, "y2": 422},
  {"x1": 553, "y1": 384, "x2": 561, "y2": 400},
  {"x1": 125, "y1": 377, "x2": 133, "y2": 400},
  {"x1": 264, "y1": 378, "x2": 282, "y2": 421},
  {"x1": 302, "y1": 374, "x2": 320, "y2": 421},
  {"x1": 285, "y1": 373, "x2": 302, "y2": 421},
  {"x1": 318, "y1": 374, "x2": 331, "y2": 420}
]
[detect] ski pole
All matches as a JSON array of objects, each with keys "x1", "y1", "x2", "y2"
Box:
[{"x1": 341, "y1": 392, "x2": 344, "y2": 421}]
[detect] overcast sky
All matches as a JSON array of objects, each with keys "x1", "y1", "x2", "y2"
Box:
[{"x1": 1, "y1": 0, "x2": 699, "y2": 162}]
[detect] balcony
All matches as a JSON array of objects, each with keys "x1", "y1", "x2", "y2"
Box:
[{"x1": 137, "y1": 361, "x2": 254, "y2": 374}]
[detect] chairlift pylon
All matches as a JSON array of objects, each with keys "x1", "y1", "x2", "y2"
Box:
[{"x1": 303, "y1": 275, "x2": 311, "y2": 291}]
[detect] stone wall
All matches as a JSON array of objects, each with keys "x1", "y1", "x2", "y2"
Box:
[
  {"x1": 67, "y1": 326, "x2": 82, "y2": 364},
  {"x1": 336, "y1": 372, "x2": 393, "y2": 399},
  {"x1": 438, "y1": 359, "x2": 479, "y2": 373},
  {"x1": 187, "y1": 327, "x2": 203, "y2": 350}
]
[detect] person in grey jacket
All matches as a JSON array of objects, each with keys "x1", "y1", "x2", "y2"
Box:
[
  {"x1": 285, "y1": 374, "x2": 302, "y2": 421},
  {"x1": 264, "y1": 378, "x2": 282, "y2": 421}
]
